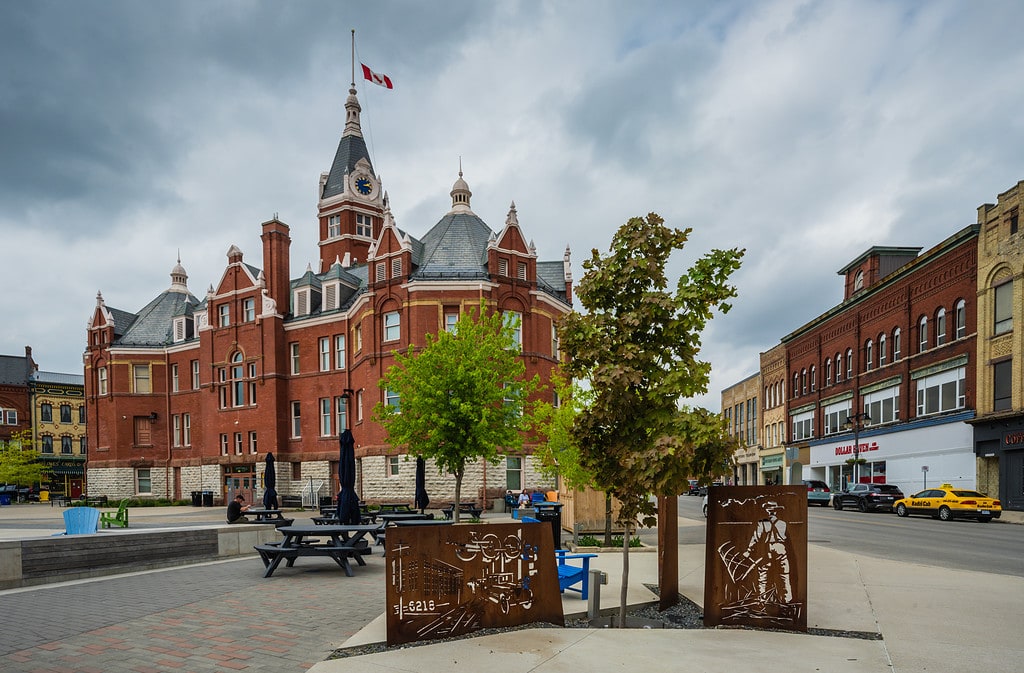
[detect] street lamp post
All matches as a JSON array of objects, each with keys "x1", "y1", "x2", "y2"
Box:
[{"x1": 845, "y1": 411, "x2": 871, "y2": 485}]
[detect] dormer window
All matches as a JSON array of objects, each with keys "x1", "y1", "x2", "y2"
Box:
[
  {"x1": 173, "y1": 317, "x2": 187, "y2": 342},
  {"x1": 294, "y1": 288, "x2": 310, "y2": 316},
  {"x1": 324, "y1": 282, "x2": 339, "y2": 311}
]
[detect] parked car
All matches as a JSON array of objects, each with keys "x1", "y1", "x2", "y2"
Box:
[
  {"x1": 0, "y1": 484, "x2": 31, "y2": 502},
  {"x1": 687, "y1": 480, "x2": 701, "y2": 496},
  {"x1": 697, "y1": 481, "x2": 723, "y2": 497},
  {"x1": 702, "y1": 494, "x2": 708, "y2": 517},
  {"x1": 832, "y1": 483, "x2": 905, "y2": 512},
  {"x1": 803, "y1": 480, "x2": 832, "y2": 507},
  {"x1": 894, "y1": 484, "x2": 1001, "y2": 522}
]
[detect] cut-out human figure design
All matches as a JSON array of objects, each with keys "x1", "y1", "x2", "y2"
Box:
[{"x1": 715, "y1": 495, "x2": 802, "y2": 626}]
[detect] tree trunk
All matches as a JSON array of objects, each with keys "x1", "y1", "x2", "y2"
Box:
[
  {"x1": 453, "y1": 466, "x2": 463, "y2": 523},
  {"x1": 619, "y1": 521, "x2": 630, "y2": 627},
  {"x1": 657, "y1": 495, "x2": 679, "y2": 610},
  {"x1": 604, "y1": 492, "x2": 613, "y2": 547}
]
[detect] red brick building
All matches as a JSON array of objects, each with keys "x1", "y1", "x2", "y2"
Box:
[
  {"x1": 84, "y1": 87, "x2": 571, "y2": 505},
  {"x1": 0, "y1": 347, "x2": 36, "y2": 443},
  {"x1": 781, "y1": 225, "x2": 979, "y2": 495}
]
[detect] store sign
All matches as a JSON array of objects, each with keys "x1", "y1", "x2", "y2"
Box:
[
  {"x1": 761, "y1": 454, "x2": 784, "y2": 468},
  {"x1": 1002, "y1": 431, "x2": 1024, "y2": 449},
  {"x1": 834, "y1": 440, "x2": 879, "y2": 457}
]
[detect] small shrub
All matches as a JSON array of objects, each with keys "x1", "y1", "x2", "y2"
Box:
[{"x1": 577, "y1": 534, "x2": 642, "y2": 548}]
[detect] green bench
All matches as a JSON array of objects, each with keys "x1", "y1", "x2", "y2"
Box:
[{"x1": 100, "y1": 499, "x2": 129, "y2": 529}]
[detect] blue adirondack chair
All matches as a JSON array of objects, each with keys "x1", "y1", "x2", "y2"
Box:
[
  {"x1": 521, "y1": 516, "x2": 598, "y2": 600},
  {"x1": 63, "y1": 506, "x2": 100, "y2": 535}
]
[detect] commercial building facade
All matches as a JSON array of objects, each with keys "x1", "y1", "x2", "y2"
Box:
[
  {"x1": 969, "y1": 181, "x2": 1024, "y2": 511},
  {"x1": 781, "y1": 225, "x2": 979, "y2": 496},
  {"x1": 721, "y1": 372, "x2": 761, "y2": 485},
  {"x1": 84, "y1": 86, "x2": 569, "y2": 505}
]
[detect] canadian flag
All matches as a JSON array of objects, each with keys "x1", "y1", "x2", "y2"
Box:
[{"x1": 361, "y1": 63, "x2": 393, "y2": 89}]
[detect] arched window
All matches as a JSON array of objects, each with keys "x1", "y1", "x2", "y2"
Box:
[
  {"x1": 846, "y1": 349, "x2": 853, "y2": 379},
  {"x1": 801, "y1": 369, "x2": 807, "y2": 395},
  {"x1": 825, "y1": 358, "x2": 832, "y2": 386},
  {"x1": 936, "y1": 308, "x2": 947, "y2": 346},
  {"x1": 919, "y1": 316, "x2": 929, "y2": 352},
  {"x1": 854, "y1": 270, "x2": 864, "y2": 291},
  {"x1": 765, "y1": 386, "x2": 769, "y2": 409},
  {"x1": 793, "y1": 373, "x2": 799, "y2": 397},
  {"x1": 893, "y1": 328, "x2": 901, "y2": 361},
  {"x1": 866, "y1": 339, "x2": 874, "y2": 370},
  {"x1": 994, "y1": 280, "x2": 1013, "y2": 335},
  {"x1": 878, "y1": 334, "x2": 886, "y2": 366},
  {"x1": 810, "y1": 365, "x2": 816, "y2": 392},
  {"x1": 231, "y1": 351, "x2": 246, "y2": 407},
  {"x1": 835, "y1": 354, "x2": 843, "y2": 383},
  {"x1": 955, "y1": 299, "x2": 966, "y2": 339}
]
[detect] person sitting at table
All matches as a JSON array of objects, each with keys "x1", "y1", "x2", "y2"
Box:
[
  {"x1": 227, "y1": 494, "x2": 252, "y2": 523},
  {"x1": 518, "y1": 489, "x2": 531, "y2": 508}
]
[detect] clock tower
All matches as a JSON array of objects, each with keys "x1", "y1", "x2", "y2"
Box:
[{"x1": 316, "y1": 85, "x2": 383, "y2": 270}]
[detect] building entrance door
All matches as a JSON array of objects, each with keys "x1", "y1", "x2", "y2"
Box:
[{"x1": 223, "y1": 464, "x2": 256, "y2": 505}]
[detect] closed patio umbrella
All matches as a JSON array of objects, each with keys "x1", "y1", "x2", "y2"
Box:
[
  {"x1": 336, "y1": 429, "x2": 361, "y2": 525},
  {"x1": 262, "y1": 452, "x2": 279, "y2": 510},
  {"x1": 414, "y1": 456, "x2": 429, "y2": 513}
]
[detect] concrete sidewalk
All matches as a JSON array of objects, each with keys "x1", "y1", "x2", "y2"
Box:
[{"x1": 310, "y1": 522, "x2": 1024, "y2": 673}]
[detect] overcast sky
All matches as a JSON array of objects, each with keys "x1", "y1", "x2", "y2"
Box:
[{"x1": 2, "y1": 0, "x2": 1023, "y2": 409}]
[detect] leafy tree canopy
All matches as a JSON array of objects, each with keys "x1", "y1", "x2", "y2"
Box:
[
  {"x1": 0, "y1": 430, "x2": 45, "y2": 486},
  {"x1": 375, "y1": 302, "x2": 538, "y2": 518},
  {"x1": 530, "y1": 371, "x2": 596, "y2": 492},
  {"x1": 560, "y1": 213, "x2": 744, "y2": 525}
]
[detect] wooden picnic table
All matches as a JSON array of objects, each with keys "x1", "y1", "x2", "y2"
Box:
[
  {"x1": 244, "y1": 509, "x2": 294, "y2": 526},
  {"x1": 253, "y1": 524, "x2": 380, "y2": 578}
]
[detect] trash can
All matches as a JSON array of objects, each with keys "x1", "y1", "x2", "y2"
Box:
[
  {"x1": 0, "y1": 494, "x2": 10, "y2": 506},
  {"x1": 201, "y1": 490, "x2": 214, "y2": 507},
  {"x1": 191, "y1": 491, "x2": 202, "y2": 507},
  {"x1": 533, "y1": 502, "x2": 563, "y2": 548}
]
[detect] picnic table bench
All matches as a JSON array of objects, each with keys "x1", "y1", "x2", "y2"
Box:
[
  {"x1": 254, "y1": 524, "x2": 379, "y2": 578},
  {"x1": 441, "y1": 502, "x2": 483, "y2": 519}
]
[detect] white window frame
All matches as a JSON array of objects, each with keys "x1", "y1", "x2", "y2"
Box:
[
  {"x1": 823, "y1": 400, "x2": 850, "y2": 436},
  {"x1": 136, "y1": 468, "x2": 152, "y2": 495},
  {"x1": 936, "y1": 308, "x2": 947, "y2": 346},
  {"x1": 864, "y1": 385, "x2": 900, "y2": 426},
  {"x1": 955, "y1": 299, "x2": 966, "y2": 339},
  {"x1": 994, "y1": 281, "x2": 1013, "y2": 335},
  {"x1": 183, "y1": 413, "x2": 191, "y2": 446},
  {"x1": 173, "y1": 415, "x2": 181, "y2": 447},
  {"x1": 218, "y1": 304, "x2": 230, "y2": 327},
  {"x1": 878, "y1": 334, "x2": 887, "y2": 366},
  {"x1": 356, "y1": 213, "x2": 372, "y2": 237},
  {"x1": 290, "y1": 342, "x2": 300, "y2": 375},
  {"x1": 916, "y1": 367, "x2": 966, "y2": 417},
  {"x1": 503, "y1": 310, "x2": 522, "y2": 351},
  {"x1": 133, "y1": 365, "x2": 151, "y2": 394},
  {"x1": 893, "y1": 329, "x2": 901, "y2": 362},
  {"x1": 290, "y1": 401, "x2": 301, "y2": 438},
  {"x1": 388, "y1": 456, "x2": 400, "y2": 476},
  {"x1": 865, "y1": 340, "x2": 873, "y2": 371},
  {"x1": 248, "y1": 430, "x2": 257, "y2": 454},
  {"x1": 445, "y1": 312, "x2": 459, "y2": 333},
  {"x1": 385, "y1": 388, "x2": 400, "y2": 411},
  {"x1": 319, "y1": 337, "x2": 331, "y2": 371},
  {"x1": 98, "y1": 367, "x2": 108, "y2": 396},
  {"x1": 243, "y1": 297, "x2": 255, "y2": 322},
  {"x1": 191, "y1": 360, "x2": 200, "y2": 389},
  {"x1": 171, "y1": 364, "x2": 179, "y2": 392},
  {"x1": 335, "y1": 396, "x2": 348, "y2": 433},
  {"x1": 791, "y1": 410, "x2": 814, "y2": 441},
  {"x1": 919, "y1": 316, "x2": 929, "y2": 352},
  {"x1": 335, "y1": 335, "x2": 346, "y2": 370},
  {"x1": 328, "y1": 214, "x2": 341, "y2": 238},
  {"x1": 384, "y1": 311, "x2": 400, "y2": 342},
  {"x1": 220, "y1": 433, "x2": 228, "y2": 456},
  {"x1": 320, "y1": 397, "x2": 332, "y2": 436}
]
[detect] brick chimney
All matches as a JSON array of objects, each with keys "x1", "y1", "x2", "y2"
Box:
[{"x1": 261, "y1": 218, "x2": 291, "y2": 312}]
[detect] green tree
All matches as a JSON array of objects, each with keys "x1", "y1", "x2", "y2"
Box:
[
  {"x1": 530, "y1": 371, "x2": 595, "y2": 492},
  {"x1": 375, "y1": 303, "x2": 538, "y2": 522},
  {"x1": 0, "y1": 429, "x2": 45, "y2": 487},
  {"x1": 559, "y1": 213, "x2": 743, "y2": 625}
]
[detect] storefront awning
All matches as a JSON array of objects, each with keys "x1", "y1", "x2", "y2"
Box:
[{"x1": 47, "y1": 465, "x2": 84, "y2": 476}]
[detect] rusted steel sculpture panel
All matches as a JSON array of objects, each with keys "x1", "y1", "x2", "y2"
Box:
[
  {"x1": 385, "y1": 522, "x2": 563, "y2": 646},
  {"x1": 703, "y1": 486, "x2": 807, "y2": 631}
]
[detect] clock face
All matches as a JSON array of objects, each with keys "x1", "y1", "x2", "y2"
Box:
[{"x1": 355, "y1": 177, "x2": 373, "y2": 195}]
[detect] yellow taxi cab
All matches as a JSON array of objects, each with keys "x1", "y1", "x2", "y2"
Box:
[{"x1": 893, "y1": 483, "x2": 1001, "y2": 523}]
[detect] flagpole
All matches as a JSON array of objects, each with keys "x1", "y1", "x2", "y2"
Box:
[{"x1": 351, "y1": 29, "x2": 355, "y2": 87}]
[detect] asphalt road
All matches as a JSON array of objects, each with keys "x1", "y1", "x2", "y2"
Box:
[{"x1": 666, "y1": 494, "x2": 1024, "y2": 578}]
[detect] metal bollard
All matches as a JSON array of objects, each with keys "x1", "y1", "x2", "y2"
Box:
[{"x1": 586, "y1": 568, "x2": 608, "y2": 619}]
